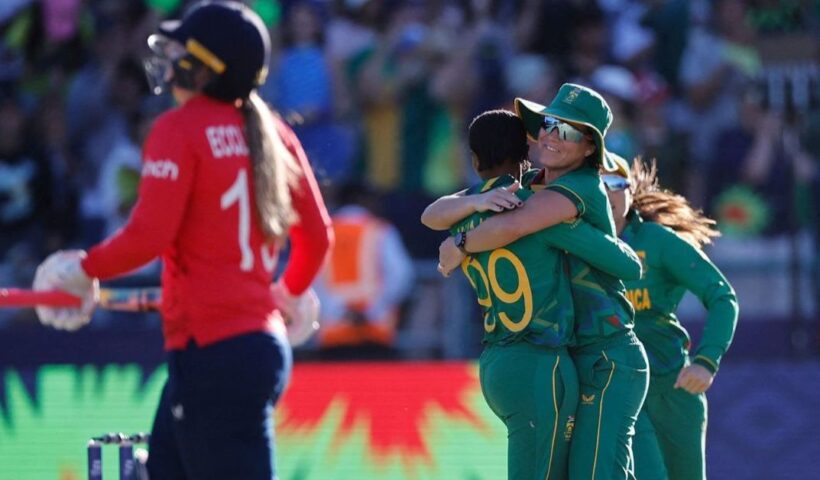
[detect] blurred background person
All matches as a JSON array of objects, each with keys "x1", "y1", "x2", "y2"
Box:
[
  {"x1": 263, "y1": 0, "x2": 357, "y2": 184},
  {"x1": 313, "y1": 180, "x2": 414, "y2": 360},
  {"x1": 708, "y1": 84, "x2": 817, "y2": 236},
  {"x1": 590, "y1": 64, "x2": 641, "y2": 162},
  {"x1": 676, "y1": 0, "x2": 763, "y2": 205},
  {"x1": 0, "y1": 92, "x2": 54, "y2": 328}
]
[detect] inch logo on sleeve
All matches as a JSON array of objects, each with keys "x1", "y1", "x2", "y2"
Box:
[
  {"x1": 206, "y1": 125, "x2": 249, "y2": 159},
  {"x1": 142, "y1": 158, "x2": 179, "y2": 181}
]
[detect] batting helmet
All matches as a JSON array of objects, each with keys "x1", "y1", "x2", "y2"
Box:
[{"x1": 145, "y1": 1, "x2": 270, "y2": 101}]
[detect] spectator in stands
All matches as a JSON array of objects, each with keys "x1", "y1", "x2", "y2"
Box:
[
  {"x1": 264, "y1": 0, "x2": 356, "y2": 184},
  {"x1": 0, "y1": 94, "x2": 51, "y2": 257},
  {"x1": 0, "y1": 92, "x2": 53, "y2": 318},
  {"x1": 32, "y1": 89, "x2": 80, "y2": 251},
  {"x1": 565, "y1": 4, "x2": 609, "y2": 81},
  {"x1": 710, "y1": 86, "x2": 818, "y2": 235},
  {"x1": 678, "y1": 0, "x2": 762, "y2": 203},
  {"x1": 503, "y1": 53, "x2": 557, "y2": 166},
  {"x1": 355, "y1": 2, "x2": 463, "y2": 194},
  {"x1": 639, "y1": 0, "x2": 691, "y2": 92},
  {"x1": 590, "y1": 64, "x2": 641, "y2": 162}
]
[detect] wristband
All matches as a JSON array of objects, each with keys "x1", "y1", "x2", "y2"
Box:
[
  {"x1": 692, "y1": 355, "x2": 718, "y2": 374},
  {"x1": 454, "y1": 231, "x2": 469, "y2": 255}
]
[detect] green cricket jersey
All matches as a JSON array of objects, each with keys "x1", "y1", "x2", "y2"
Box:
[
  {"x1": 451, "y1": 174, "x2": 640, "y2": 348},
  {"x1": 545, "y1": 166, "x2": 617, "y2": 234},
  {"x1": 545, "y1": 166, "x2": 636, "y2": 348},
  {"x1": 621, "y1": 212, "x2": 739, "y2": 375}
]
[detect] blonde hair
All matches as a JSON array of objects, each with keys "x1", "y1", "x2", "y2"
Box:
[
  {"x1": 241, "y1": 91, "x2": 300, "y2": 243},
  {"x1": 629, "y1": 158, "x2": 720, "y2": 249}
]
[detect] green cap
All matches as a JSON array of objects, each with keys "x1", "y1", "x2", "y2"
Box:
[
  {"x1": 606, "y1": 151, "x2": 631, "y2": 180},
  {"x1": 515, "y1": 83, "x2": 616, "y2": 171}
]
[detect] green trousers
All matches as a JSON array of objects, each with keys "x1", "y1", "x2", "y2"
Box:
[
  {"x1": 569, "y1": 331, "x2": 649, "y2": 480},
  {"x1": 633, "y1": 368, "x2": 708, "y2": 480},
  {"x1": 479, "y1": 341, "x2": 578, "y2": 480}
]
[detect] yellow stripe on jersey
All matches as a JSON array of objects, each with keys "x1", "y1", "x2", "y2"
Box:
[
  {"x1": 591, "y1": 355, "x2": 615, "y2": 480},
  {"x1": 545, "y1": 356, "x2": 560, "y2": 480},
  {"x1": 480, "y1": 176, "x2": 501, "y2": 193}
]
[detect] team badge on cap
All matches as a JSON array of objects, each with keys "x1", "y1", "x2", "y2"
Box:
[{"x1": 563, "y1": 87, "x2": 581, "y2": 105}]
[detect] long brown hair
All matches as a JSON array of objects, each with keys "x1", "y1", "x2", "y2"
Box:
[
  {"x1": 241, "y1": 91, "x2": 300, "y2": 244},
  {"x1": 630, "y1": 158, "x2": 720, "y2": 249}
]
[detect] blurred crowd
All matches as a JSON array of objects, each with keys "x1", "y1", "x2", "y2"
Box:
[{"x1": 0, "y1": 0, "x2": 818, "y2": 339}]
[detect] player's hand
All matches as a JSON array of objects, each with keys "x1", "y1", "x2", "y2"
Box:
[
  {"x1": 272, "y1": 282, "x2": 320, "y2": 347},
  {"x1": 33, "y1": 250, "x2": 99, "y2": 331},
  {"x1": 473, "y1": 182, "x2": 523, "y2": 213},
  {"x1": 674, "y1": 364, "x2": 714, "y2": 394},
  {"x1": 437, "y1": 236, "x2": 466, "y2": 277}
]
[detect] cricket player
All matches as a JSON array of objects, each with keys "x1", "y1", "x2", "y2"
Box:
[
  {"x1": 604, "y1": 154, "x2": 739, "y2": 480},
  {"x1": 436, "y1": 85, "x2": 650, "y2": 479},
  {"x1": 425, "y1": 109, "x2": 642, "y2": 479},
  {"x1": 31, "y1": 2, "x2": 333, "y2": 479}
]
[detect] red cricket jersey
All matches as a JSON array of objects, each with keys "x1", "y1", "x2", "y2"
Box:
[{"x1": 82, "y1": 95, "x2": 333, "y2": 350}]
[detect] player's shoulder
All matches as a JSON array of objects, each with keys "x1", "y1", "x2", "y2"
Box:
[
  {"x1": 642, "y1": 220, "x2": 680, "y2": 239},
  {"x1": 150, "y1": 100, "x2": 207, "y2": 134},
  {"x1": 641, "y1": 220, "x2": 695, "y2": 253},
  {"x1": 548, "y1": 167, "x2": 603, "y2": 198},
  {"x1": 465, "y1": 174, "x2": 515, "y2": 196},
  {"x1": 554, "y1": 166, "x2": 600, "y2": 185},
  {"x1": 152, "y1": 105, "x2": 185, "y2": 128},
  {"x1": 144, "y1": 107, "x2": 192, "y2": 146}
]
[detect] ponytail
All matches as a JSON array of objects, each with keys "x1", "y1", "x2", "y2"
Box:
[
  {"x1": 241, "y1": 91, "x2": 300, "y2": 244},
  {"x1": 630, "y1": 158, "x2": 720, "y2": 249}
]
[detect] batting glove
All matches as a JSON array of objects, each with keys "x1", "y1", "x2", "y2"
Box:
[{"x1": 33, "y1": 250, "x2": 99, "y2": 331}]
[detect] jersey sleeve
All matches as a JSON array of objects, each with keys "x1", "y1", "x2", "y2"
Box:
[
  {"x1": 82, "y1": 112, "x2": 196, "y2": 280},
  {"x1": 537, "y1": 220, "x2": 642, "y2": 280},
  {"x1": 278, "y1": 118, "x2": 334, "y2": 295},
  {"x1": 545, "y1": 170, "x2": 588, "y2": 217},
  {"x1": 521, "y1": 168, "x2": 545, "y2": 188},
  {"x1": 661, "y1": 230, "x2": 739, "y2": 373}
]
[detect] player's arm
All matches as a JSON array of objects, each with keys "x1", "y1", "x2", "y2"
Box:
[
  {"x1": 662, "y1": 231, "x2": 739, "y2": 374},
  {"x1": 461, "y1": 189, "x2": 577, "y2": 252},
  {"x1": 421, "y1": 183, "x2": 523, "y2": 230},
  {"x1": 439, "y1": 189, "x2": 577, "y2": 275},
  {"x1": 82, "y1": 114, "x2": 196, "y2": 280},
  {"x1": 540, "y1": 221, "x2": 642, "y2": 280},
  {"x1": 278, "y1": 119, "x2": 334, "y2": 295}
]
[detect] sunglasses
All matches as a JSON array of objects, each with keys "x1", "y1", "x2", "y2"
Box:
[
  {"x1": 540, "y1": 116, "x2": 590, "y2": 143},
  {"x1": 602, "y1": 174, "x2": 630, "y2": 192}
]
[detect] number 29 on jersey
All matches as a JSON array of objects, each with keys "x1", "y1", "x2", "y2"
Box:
[{"x1": 462, "y1": 249, "x2": 533, "y2": 333}]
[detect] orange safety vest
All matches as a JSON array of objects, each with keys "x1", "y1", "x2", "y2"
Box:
[{"x1": 319, "y1": 212, "x2": 398, "y2": 348}]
